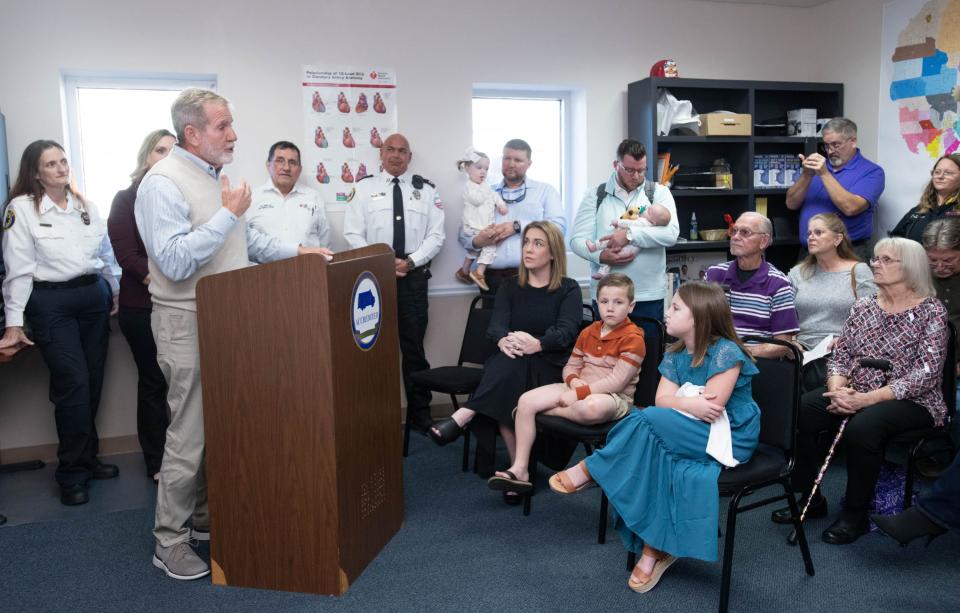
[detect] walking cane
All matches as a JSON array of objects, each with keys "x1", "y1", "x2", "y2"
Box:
[{"x1": 787, "y1": 358, "x2": 891, "y2": 545}]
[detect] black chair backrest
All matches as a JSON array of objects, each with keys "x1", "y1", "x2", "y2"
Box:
[
  {"x1": 580, "y1": 302, "x2": 594, "y2": 331},
  {"x1": 741, "y1": 337, "x2": 802, "y2": 455},
  {"x1": 458, "y1": 295, "x2": 499, "y2": 366},
  {"x1": 943, "y1": 322, "x2": 957, "y2": 423},
  {"x1": 631, "y1": 316, "x2": 666, "y2": 407}
]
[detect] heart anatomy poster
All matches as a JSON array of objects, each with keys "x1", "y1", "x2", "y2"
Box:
[{"x1": 302, "y1": 66, "x2": 397, "y2": 207}]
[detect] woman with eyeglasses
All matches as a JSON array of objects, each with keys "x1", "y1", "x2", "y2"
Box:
[
  {"x1": 890, "y1": 154, "x2": 960, "y2": 243},
  {"x1": 107, "y1": 129, "x2": 176, "y2": 482},
  {"x1": 788, "y1": 213, "x2": 876, "y2": 391},
  {"x1": 771, "y1": 237, "x2": 947, "y2": 545}
]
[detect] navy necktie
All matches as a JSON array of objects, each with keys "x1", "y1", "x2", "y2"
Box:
[{"x1": 392, "y1": 177, "x2": 405, "y2": 258}]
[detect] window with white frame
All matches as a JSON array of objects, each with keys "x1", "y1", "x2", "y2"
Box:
[
  {"x1": 61, "y1": 73, "x2": 216, "y2": 209},
  {"x1": 471, "y1": 88, "x2": 572, "y2": 217}
]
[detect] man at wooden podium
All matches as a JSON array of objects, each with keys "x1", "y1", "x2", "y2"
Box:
[
  {"x1": 135, "y1": 88, "x2": 332, "y2": 581},
  {"x1": 343, "y1": 133, "x2": 445, "y2": 434}
]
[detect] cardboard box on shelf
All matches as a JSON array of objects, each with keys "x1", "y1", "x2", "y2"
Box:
[{"x1": 700, "y1": 113, "x2": 752, "y2": 136}]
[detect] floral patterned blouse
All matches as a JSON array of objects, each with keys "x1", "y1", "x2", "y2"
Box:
[{"x1": 828, "y1": 295, "x2": 948, "y2": 425}]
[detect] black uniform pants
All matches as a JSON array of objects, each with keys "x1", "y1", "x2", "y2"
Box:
[
  {"x1": 792, "y1": 386, "x2": 934, "y2": 512},
  {"x1": 118, "y1": 306, "x2": 169, "y2": 476},
  {"x1": 25, "y1": 279, "x2": 111, "y2": 487},
  {"x1": 396, "y1": 267, "x2": 431, "y2": 419}
]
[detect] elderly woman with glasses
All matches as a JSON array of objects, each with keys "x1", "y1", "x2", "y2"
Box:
[
  {"x1": 891, "y1": 154, "x2": 960, "y2": 243},
  {"x1": 771, "y1": 237, "x2": 948, "y2": 545}
]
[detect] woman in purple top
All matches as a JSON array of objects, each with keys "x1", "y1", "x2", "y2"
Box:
[
  {"x1": 107, "y1": 129, "x2": 175, "y2": 481},
  {"x1": 771, "y1": 237, "x2": 948, "y2": 544}
]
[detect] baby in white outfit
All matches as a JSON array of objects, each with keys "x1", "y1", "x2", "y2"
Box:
[
  {"x1": 456, "y1": 147, "x2": 508, "y2": 291},
  {"x1": 587, "y1": 202, "x2": 671, "y2": 279}
]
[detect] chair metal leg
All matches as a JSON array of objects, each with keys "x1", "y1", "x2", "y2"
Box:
[
  {"x1": 598, "y1": 492, "x2": 609, "y2": 544},
  {"x1": 402, "y1": 415, "x2": 412, "y2": 457},
  {"x1": 785, "y1": 483, "x2": 815, "y2": 576},
  {"x1": 523, "y1": 443, "x2": 539, "y2": 516},
  {"x1": 461, "y1": 428, "x2": 471, "y2": 472},
  {"x1": 626, "y1": 551, "x2": 636, "y2": 572},
  {"x1": 904, "y1": 439, "x2": 924, "y2": 510},
  {"x1": 718, "y1": 492, "x2": 742, "y2": 613}
]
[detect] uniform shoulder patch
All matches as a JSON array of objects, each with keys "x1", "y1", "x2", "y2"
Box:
[{"x1": 3, "y1": 208, "x2": 15, "y2": 230}]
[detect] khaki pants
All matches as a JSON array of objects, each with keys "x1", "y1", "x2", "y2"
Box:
[{"x1": 151, "y1": 305, "x2": 208, "y2": 547}]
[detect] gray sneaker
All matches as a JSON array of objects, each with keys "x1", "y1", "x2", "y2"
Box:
[{"x1": 153, "y1": 541, "x2": 210, "y2": 580}]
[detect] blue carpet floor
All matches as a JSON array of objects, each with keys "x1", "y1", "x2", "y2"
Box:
[{"x1": 2, "y1": 434, "x2": 958, "y2": 613}]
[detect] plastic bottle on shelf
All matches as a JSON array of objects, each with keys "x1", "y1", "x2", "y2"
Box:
[{"x1": 690, "y1": 212, "x2": 699, "y2": 240}]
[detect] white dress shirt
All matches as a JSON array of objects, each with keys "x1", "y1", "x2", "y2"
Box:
[
  {"x1": 343, "y1": 172, "x2": 444, "y2": 267},
  {"x1": 247, "y1": 182, "x2": 330, "y2": 248},
  {"x1": 2, "y1": 193, "x2": 119, "y2": 326}
]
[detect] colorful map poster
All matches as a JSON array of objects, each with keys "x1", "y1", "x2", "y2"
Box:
[
  {"x1": 878, "y1": 0, "x2": 960, "y2": 231},
  {"x1": 302, "y1": 66, "x2": 397, "y2": 209}
]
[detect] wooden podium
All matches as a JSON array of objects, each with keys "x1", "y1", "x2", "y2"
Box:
[{"x1": 196, "y1": 244, "x2": 403, "y2": 595}]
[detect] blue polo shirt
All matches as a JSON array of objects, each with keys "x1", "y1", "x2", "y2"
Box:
[{"x1": 798, "y1": 150, "x2": 884, "y2": 245}]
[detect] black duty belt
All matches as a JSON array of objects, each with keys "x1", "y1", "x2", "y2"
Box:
[{"x1": 33, "y1": 274, "x2": 99, "y2": 290}]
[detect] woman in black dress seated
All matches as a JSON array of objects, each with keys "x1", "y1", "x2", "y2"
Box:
[{"x1": 429, "y1": 221, "x2": 581, "y2": 482}]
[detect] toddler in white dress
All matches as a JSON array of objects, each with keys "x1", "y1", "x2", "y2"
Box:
[{"x1": 456, "y1": 147, "x2": 508, "y2": 291}]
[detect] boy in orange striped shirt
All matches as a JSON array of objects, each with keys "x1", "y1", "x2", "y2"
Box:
[{"x1": 488, "y1": 273, "x2": 646, "y2": 493}]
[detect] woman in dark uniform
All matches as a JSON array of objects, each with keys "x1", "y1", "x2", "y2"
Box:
[{"x1": 0, "y1": 140, "x2": 119, "y2": 506}]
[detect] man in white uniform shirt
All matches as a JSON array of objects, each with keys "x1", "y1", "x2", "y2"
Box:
[
  {"x1": 247, "y1": 141, "x2": 330, "y2": 249},
  {"x1": 343, "y1": 133, "x2": 444, "y2": 434}
]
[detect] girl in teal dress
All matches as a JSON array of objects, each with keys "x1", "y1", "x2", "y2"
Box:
[{"x1": 550, "y1": 281, "x2": 759, "y2": 593}]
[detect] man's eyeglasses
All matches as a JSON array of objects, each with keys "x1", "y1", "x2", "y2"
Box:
[
  {"x1": 271, "y1": 158, "x2": 301, "y2": 168},
  {"x1": 728, "y1": 227, "x2": 768, "y2": 239},
  {"x1": 498, "y1": 184, "x2": 527, "y2": 204},
  {"x1": 821, "y1": 138, "x2": 851, "y2": 152},
  {"x1": 869, "y1": 255, "x2": 902, "y2": 266},
  {"x1": 617, "y1": 162, "x2": 646, "y2": 177}
]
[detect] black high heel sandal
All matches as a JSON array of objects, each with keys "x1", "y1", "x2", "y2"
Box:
[{"x1": 429, "y1": 418, "x2": 463, "y2": 446}]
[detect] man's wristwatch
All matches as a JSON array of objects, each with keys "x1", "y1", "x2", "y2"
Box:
[
  {"x1": 405, "y1": 256, "x2": 416, "y2": 271},
  {"x1": 512, "y1": 220, "x2": 521, "y2": 234}
]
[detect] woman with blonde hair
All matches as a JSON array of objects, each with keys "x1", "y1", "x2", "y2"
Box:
[
  {"x1": 789, "y1": 213, "x2": 876, "y2": 390},
  {"x1": 107, "y1": 128, "x2": 176, "y2": 481},
  {"x1": 429, "y1": 221, "x2": 581, "y2": 498}
]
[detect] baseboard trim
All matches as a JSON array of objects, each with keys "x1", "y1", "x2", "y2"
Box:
[
  {"x1": 3, "y1": 405, "x2": 458, "y2": 464},
  {"x1": 1, "y1": 434, "x2": 142, "y2": 465}
]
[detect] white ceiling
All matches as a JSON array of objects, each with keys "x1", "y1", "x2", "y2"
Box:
[{"x1": 699, "y1": 0, "x2": 831, "y2": 7}]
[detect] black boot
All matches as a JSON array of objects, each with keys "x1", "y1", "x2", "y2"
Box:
[{"x1": 871, "y1": 507, "x2": 948, "y2": 547}]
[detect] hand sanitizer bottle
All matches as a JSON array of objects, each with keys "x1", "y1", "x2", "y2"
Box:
[{"x1": 690, "y1": 212, "x2": 699, "y2": 240}]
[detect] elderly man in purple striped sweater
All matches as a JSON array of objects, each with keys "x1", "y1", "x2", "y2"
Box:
[{"x1": 705, "y1": 212, "x2": 799, "y2": 358}]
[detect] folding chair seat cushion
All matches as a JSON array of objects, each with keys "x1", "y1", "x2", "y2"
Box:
[{"x1": 717, "y1": 444, "x2": 786, "y2": 496}]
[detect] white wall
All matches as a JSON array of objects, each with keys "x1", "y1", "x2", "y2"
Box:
[{"x1": 0, "y1": 0, "x2": 829, "y2": 455}]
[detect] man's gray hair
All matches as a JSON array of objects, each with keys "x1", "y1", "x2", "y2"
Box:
[
  {"x1": 822, "y1": 117, "x2": 858, "y2": 140},
  {"x1": 171, "y1": 88, "x2": 230, "y2": 142},
  {"x1": 738, "y1": 212, "x2": 773, "y2": 250}
]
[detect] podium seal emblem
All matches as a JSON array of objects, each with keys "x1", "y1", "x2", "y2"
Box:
[{"x1": 351, "y1": 271, "x2": 382, "y2": 351}]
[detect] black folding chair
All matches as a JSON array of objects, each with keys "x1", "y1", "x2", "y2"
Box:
[
  {"x1": 407, "y1": 296, "x2": 497, "y2": 469},
  {"x1": 884, "y1": 321, "x2": 958, "y2": 508},
  {"x1": 525, "y1": 316, "x2": 666, "y2": 546},
  {"x1": 626, "y1": 337, "x2": 814, "y2": 613}
]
